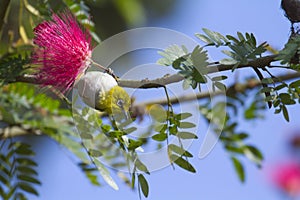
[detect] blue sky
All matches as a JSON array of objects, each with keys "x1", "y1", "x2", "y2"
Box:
[{"x1": 30, "y1": 1, "x2": 300, "y2": 199}]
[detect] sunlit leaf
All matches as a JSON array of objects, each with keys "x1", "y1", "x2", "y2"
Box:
[
  {"x1": 138, "y1": 174, "x2": 149, "y2": 198},
  {"x1": 231, "y1": 157, "x2": 245, "y2": 182},
  {"x1": 93, "y1": 159, "x2": 119, "y2": 190},
  {"x1": 170, "y1": 155, "x2": 196, "y2": 173}
]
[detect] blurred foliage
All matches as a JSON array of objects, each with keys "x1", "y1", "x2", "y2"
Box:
[
  {"x1": 277, "y1": 33, "x2": 300, "y2": 68},
  {"x1": 0, "y1": 0, "x2": 176, "y2": 198},
  {"x1": 158, "y1": 29, "x2": 300, "y2": 184},
  {"x1": 0, "y1": 0, "x2": 300, "y2": 199},
  {"x1": 0, "y1": 140, "x2": 40, "y2": 200}
]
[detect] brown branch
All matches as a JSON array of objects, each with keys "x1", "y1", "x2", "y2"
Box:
[
  {"x1": 0, "y1": 126, "x2": 39, "y2": 139},
  {"x1": 118, "y1": 73, "x2": 184, "y2": 88},
  {"x1": 119, "y1": 55, "x2": 279, "y2": 88},
  {"x1": 14, "y1": 55, "x2": 281, "y2": 89},
  {"x1": 135, "y1": 72, "x2": 300, "y2": 107},
  {"x1": 15, "y1": 74, "x2": 42, "y2": 84}
]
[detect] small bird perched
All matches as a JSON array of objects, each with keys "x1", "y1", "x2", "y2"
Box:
[
  {"x1": 76, "y1": 71, "x2": 131, "y2": 117},
  {"x1": 281, "y1": 0, "x2": 300, "y2": 33}
]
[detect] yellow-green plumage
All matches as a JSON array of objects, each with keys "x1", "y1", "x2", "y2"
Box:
[{"x1": 97, "y1": 85, "x2": 131, "y2": 115}]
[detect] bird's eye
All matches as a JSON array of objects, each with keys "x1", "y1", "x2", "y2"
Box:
[{"x1": 117, "y1": 99, "x2": 124, "y2": 108}]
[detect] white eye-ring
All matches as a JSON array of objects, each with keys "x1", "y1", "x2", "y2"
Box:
[{"x1": 117, "y1": 99, "x2": 124, "y2": 108}]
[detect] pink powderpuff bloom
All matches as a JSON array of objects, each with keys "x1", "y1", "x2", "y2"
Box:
[
  {"x1": 271, "y1": 161, "x2": 300, "y2": 196},
  {"x1": 32, "y1": 11, "x2": 92, "y2": 93}
]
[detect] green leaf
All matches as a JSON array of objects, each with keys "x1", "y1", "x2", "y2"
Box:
[
  {"x1": 16, "y1": 158, "x2": 37, "y2": 166},
  {"x1": 275, "y1": 83, "x2": 287, "y2": 91},
  {"x1": 220, "y1": 133, "x2": 249, "y2": 142},
  {"x1": 225, "y1": 145, "x2": 244, "y2": 154},
  {"x1": 192, "y1": 69, "x2": 207, "y2": 83},
  {"x1": 80, "y1": 133, "x2": 93, "y2": 140},
  {"x1": 89, "y1": 149, "x2": 103, "y2": 157},
  {"x1": 16, "y1": 166, "x2": 38, "y2": 175},
  {"x1": 191, "y1": 45, "x2": 209, "y2": 74},
  {"x1": 211, "y1": 76, "x2": 228, "y2": 81},
  {"x1": 131, "y1": 173, "x2": 136, "y2": 189},
  {"x1": 86, "y1": 173, "x2": 101, "y2": 186},
  {"x1": 274, "y1": 108, "x2": 281, "y2": 114},
  {"x1": 260, "y1": 87, "x2": 273, "y2": 93},
  {"x1": 0, "y1": 55, "x2": 30, "y2": 86},
  {"x1": 123, "y1": 127, "x2": 137, "y2": 134},
  {"x1": 152, "y1": 133, "x2": 167, "y2": 142},
  {"x1": 128, "y1": 139, "x2": 143, "y2": 150},
  {"x1": 15, "y1": 145, "x2": 35, "y2": 156},
  {"x1": 279, "y1": 93, "x2": 295, "y2": 105},
  {"x1": 101, "y1": 125, "x2": 111, "y2": 133},
  {"x1": 231, "y1": 157, "x2": 245, "y2": 182},
  {"x1": 182, "y1": 78, "x2": 193, "y2": 90},
  {"x1": 157, "y1": 45, "x2": 189, "y2": 66},
  {"x1": 261, "y1": 78, "x2": 274, "y2": 84},
  {"x1": 170, "y1": 155, "x2": 196, "y2": 173},
  {"x1": 264, "y1": 95, "x2": 274, "y2": 102},
  {"x1": 63, "y1": 0, "x2": 101, "y2": 43},
  {"x1": 149, "y1": 104, "x2": 167, "y2": 123},
  {"x1": 93, "y1": 159, "x2": 119, "y2": 190},
  {"x1": 172, "y1": 56, "x2": 186, "y2": 70},
  {"x1": 178, "y1": 122, "x2": 196, "y2": 129},
  {"x1": 138, "y1": 174, "x2": 149, "y2": 198},
  {"x1": 290, "y1": 80, "x2": 300, "y2": 88},
  {"x1": 108, "y1": 130, "x2": 126, "y2": 137},
  {"x1": 79, "y1": 163, "x2": 101, "y2": 186},
  {"x1": 82, "y1": 107, "x2": 90, "y2": 116},
  {"x1": 0, "y1": 174, "x2": 8, "y2": 185},
  {"x1": 176, "y1": 131, "x2": 198, "y2": 139},
  {"x1": 169, "y1": 125, "x2": 178, "y2": 135},
  {"x1": 154, "y1": 124, "x2": 167, "y2": 133},
  {"x1": 202, "y1": 28, "x2": 227, "y2": 46},
  {"x1": 17, "y1": 175, "x2": 41, "y2": 185},
  {"x1": 135, "y1": 159, "x2": 150, "y2": 174},
  {"x1": 214, "y1": 82, "x2": 227, "y2": 91},
  {"x1": 18, "y1": 183, "x2": 39, "y2": 196},
  {"x1": 237, "y1": 32, "x2": 245, "y2": 41},
  {"x1": 282, "y1": 104, "x2": 290, "y2": 122},
  {"x1": 277, "y1": 34, "x2": 300, "y2": 64},
  {"x1": 273, "y1": 99, "x2": 280, "y2": 108},
  {"x1": 176, "y1": 113, "x2": 193, "y2": 120},
  {"x1": 195, "y1": 33, "x2": 213, "y2": 44},
  {"x1": 244, "y1": 145, "x2": 264, "y2": 163},
  {"x1": 226, "y1": 35, "x2": 239, "y2": 43},
  {"x1": 168, "y1": 144, "x2": 193, "y2": 157}
]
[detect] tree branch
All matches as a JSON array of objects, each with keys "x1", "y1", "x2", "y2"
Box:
[
  {"x1": 119, "y1": 55, "x2": 279, "y2": 88},
  {"x1": 0, "y1": 126, "x2": 39, "y2": 139},
  {"x1": 135, "y1": 72, "x2": 300, "y2": 107},
  {"x1": 15, "y1": 55, "x2": 284, "y2": 89},
  {"x1": 4, "y1": 72, "x2": 300, "y2": 139}
]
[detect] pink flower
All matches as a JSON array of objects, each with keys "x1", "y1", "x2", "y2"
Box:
[
  {"x1": 271, "y1": 161, "x2": 300, "y2": 196},
  {"x1": 32, "y1": 11, "x2": 92, "y2": 93}
]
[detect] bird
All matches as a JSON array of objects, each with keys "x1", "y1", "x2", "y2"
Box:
[
  {"x1": 76, "y1": 71, "x2": 131, "y2": 118},
  {"x1": 281, "y1": 0, "x2": 300, "y2": 33}
]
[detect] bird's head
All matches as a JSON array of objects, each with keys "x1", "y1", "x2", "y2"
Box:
[{"x1": 97, "y1": 85, "x2": 131, "y2": 116}]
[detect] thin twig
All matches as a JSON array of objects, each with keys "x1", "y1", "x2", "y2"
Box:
[{"x1": 136, "y1": 72, "x2": 300, "y2": 107}]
